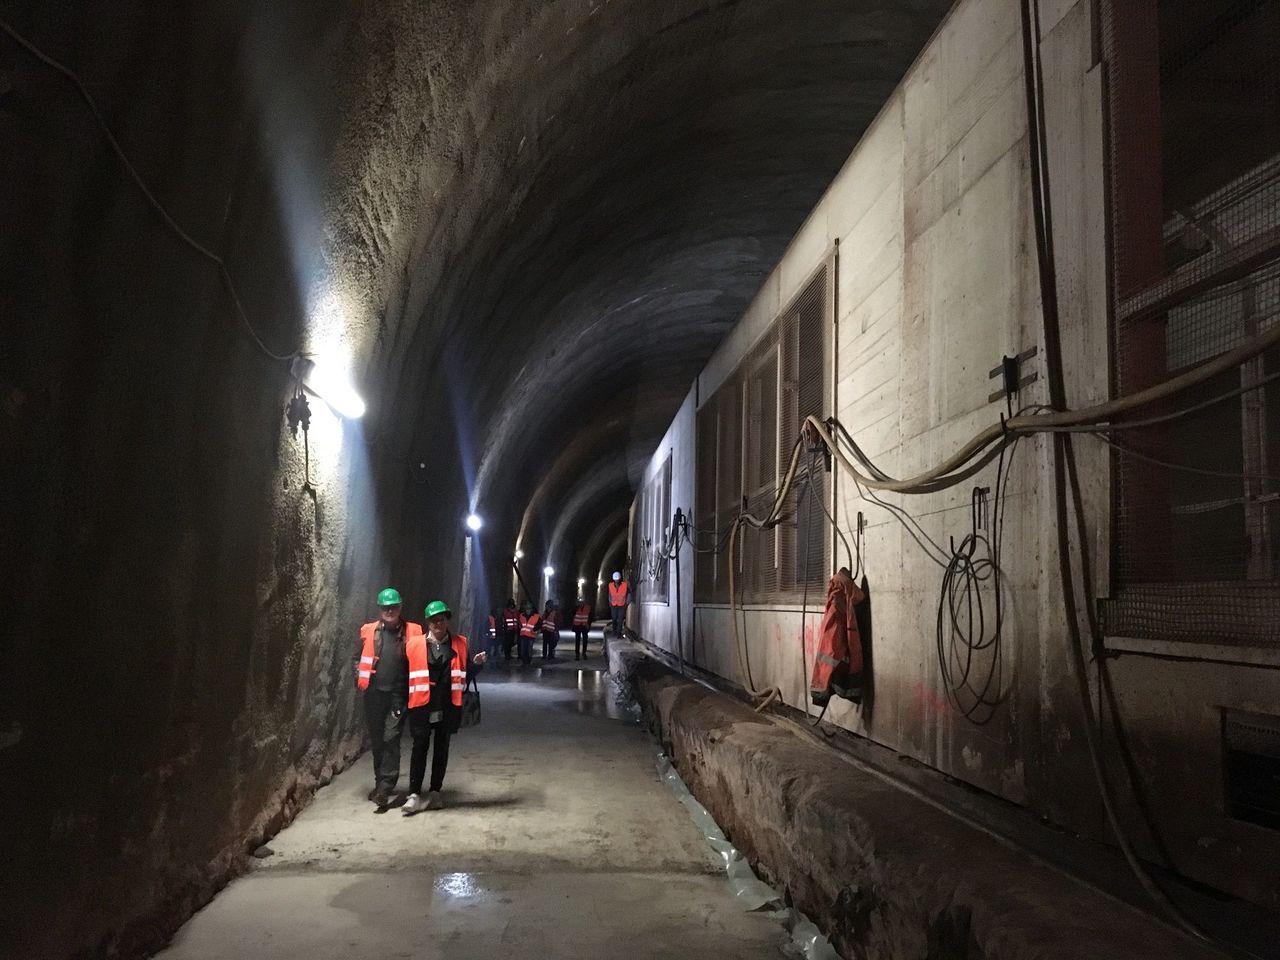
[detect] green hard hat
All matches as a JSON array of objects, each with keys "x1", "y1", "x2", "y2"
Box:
[
  {"x1": 376, "y1": 587, "x2": 402, "y2": 607},
  {"x1": 424, "y1": 600, "x2": 451, "y2": 618}
]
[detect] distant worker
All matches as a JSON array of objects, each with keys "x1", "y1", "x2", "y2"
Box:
[
  {"x1": 572, "y1": 598, "x2": 592, "y2": 659},
  {"x1": 608, "y1": 571, "x2": 629, "y2": 639},
  {"x1": 354, "y1": 587, "x2": 423, "y2": 808},
  {"x1": 518, "y1": 602, "x2": 541, "y2": 666},
  {"x1": 486, "y1": 607, "x2": 500, "y2": 659},
  {"x1": 541, "y1": 600, "x2": 560, "y2": 661},
  {"x1": 402, "y1": 601, "x2": 486, "y2": 815},
  {"x1": 502, "y1": 598, "x2": 520, "y2": 662}
]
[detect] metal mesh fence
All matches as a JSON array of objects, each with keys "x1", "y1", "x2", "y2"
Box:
[
  {"x1": 693, "y1": 264, "x2": 828, "y2": 604},
  {"x1": 1100, "y1": 0, "x2": 1280, "y2": 646}
]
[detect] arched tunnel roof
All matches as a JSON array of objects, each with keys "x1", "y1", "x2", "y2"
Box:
[{"x1": 338, "y1": 0, "x2": 954, "y2": 616}]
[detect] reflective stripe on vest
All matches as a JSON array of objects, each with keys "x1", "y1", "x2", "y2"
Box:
[
  {"x1": 609, "y1": 581, "x2": 628, "y2": 606},
  {"x1": 405, "y1": 634, "x2": 469, "y2": 709},
  {"x1": 504, "y1": 612, "x2": 520, "y2": 631},
  {"x1": 519, "y1": 614, "x2": 540, "y2": 638},
  {"x1": 356, "y1": 621, "x2": 424, "y2": 691},
  {"x1": 542, "y1": 614, "x2": 558, "y2": 633},
  {"x1": 573, "y1": 607, "x2": 590, "y2": 627}
]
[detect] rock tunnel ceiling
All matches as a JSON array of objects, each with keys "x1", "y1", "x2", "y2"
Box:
[{"x1": 341, "y1": 0, "x2": 956, "y2": 607}]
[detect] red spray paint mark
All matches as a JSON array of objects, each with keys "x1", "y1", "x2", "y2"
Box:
[{"x1": 914, "y1": 680, "x2": 951, "y2": 719}]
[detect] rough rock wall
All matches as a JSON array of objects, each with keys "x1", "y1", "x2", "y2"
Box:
[
  {"x1": 609, "y1": 643, "x2": 1221, "y2": 960},
  {"x1": 0, "y1": 4, "x2": 387, "y2": 957}
]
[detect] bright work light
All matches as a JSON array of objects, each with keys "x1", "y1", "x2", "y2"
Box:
[
  {"x1": 465, "y1": 513, "x2": 483, "y2": 532},
  {"x1": 514, "y1": 549, "x2": 524, "y2": 560},
  {"x1": 290, "y1": 355, "x2": 365, "y2": 420},
  {"x1": 543, "y1": 566, "x2": 555, "y2": 577}
]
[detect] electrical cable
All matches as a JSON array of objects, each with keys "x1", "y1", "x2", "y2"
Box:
[
  {"x1": 0, "y1": 16, "x2": 295, "y2": 364},
  {"x1": 1024, "y1": 366, "x2": 1280, "y2": 434},
  {"x1": 1086, "y1": 431, "x2": 1280, "y2": 484},
  {"x1": 853, "y1": 477, "x2": 951, "y2": 569},
  {"x1": 727, "y1": 433, "x2": 810, "y2": 706},
  {"x1": 1018, "y1": 0, "x2": 1235, "y2": 948},
  {"x1": 797, "y1": 452, "x2": 818, "y2": 720}
]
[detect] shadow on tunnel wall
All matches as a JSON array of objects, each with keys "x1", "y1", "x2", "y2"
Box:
[{"x1": 0, "y1": 4, "x2": 383, "y2": 957}]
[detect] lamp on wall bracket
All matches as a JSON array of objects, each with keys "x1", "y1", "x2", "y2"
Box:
[{"x1": 289, "y1": 354, "x2": 366, "y2": 420}]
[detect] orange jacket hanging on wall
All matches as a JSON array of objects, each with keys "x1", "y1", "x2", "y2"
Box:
[{"x1": 810, "y1": 568, "x2": 865, "y2": 706}]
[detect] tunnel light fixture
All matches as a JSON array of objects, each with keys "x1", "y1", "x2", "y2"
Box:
[
  {"x1": 465, "y1": 513, "x2": 483, "y2": 533},
  {"x1": 597, "y1": 578, "x2": 604, "y2": 587},
  {"x1": 514, "y1": 549, "x2": 524, "y2": 560},
  {"x1": 543, "y1": 566, "x2": 555, "y2": 577},
  {"x1": 290, "y1": 355, "x2": 366, "y2": 419}
]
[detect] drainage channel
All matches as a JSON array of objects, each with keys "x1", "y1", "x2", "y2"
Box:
[{"x1": 615, "y1": 679, "x2": 840, "y2": 959}]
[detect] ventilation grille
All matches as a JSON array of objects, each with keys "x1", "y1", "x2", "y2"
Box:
[{"x1": 694, "y1": 265, "x2": 828, "y2": 604}]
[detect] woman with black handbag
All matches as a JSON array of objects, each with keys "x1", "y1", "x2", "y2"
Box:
[{"x1": 402, "y1": 600, "x2": 485, "y2": 815}]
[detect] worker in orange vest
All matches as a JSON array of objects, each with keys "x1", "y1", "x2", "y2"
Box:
[
  {"x1": 402, "y1": 600, "x2": 486, "y2": 815},
  {"x1": 518, "y1": 602, "x2": 540, "y2": 666},
  {"x1": 541, "y1": 600, "x2": 560, "y2": 661},
  {"x1": 572, "y1": 598, "x2": 592, "y2": 659},
  {"x1": 485, "y1": 607, "x2": 501, "y2": 659},
  {"x1": 501, "y1": 598, "x2": 520, "y2": 662},
  {"x1": 354, "y1": 587, "x2": 422, "y2": 808},
  {"x1": 608, "y1": 571, "x2": 629, "y2": 639}
]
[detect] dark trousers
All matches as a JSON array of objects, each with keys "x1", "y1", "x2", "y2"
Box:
[
  {"x1": 574, "y1": 627, "x2": 590, "y2": 658},
  {"x1": 503, "y1": 629, "x2": 518, "y2": 661},
  {"x1": 363, "y1": 689, "x2": 404, "y2": 790},
  {"x1": 542, "y1": 630, "x2": 558, "y2": 660},
  {"x1": 408, "y1": 709, "x2": 452, "y2": 794},
  {"x1": 610, "y1": 605, "x2": 626, "y2": 637},
  {"x1": 518, "y1": 633, "x2": 534, "y2": 664}
]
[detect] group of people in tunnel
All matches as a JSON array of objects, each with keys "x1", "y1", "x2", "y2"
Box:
[
  {"x1": 488, "y1": 595, "x2": 596, "y2": 665},
  {"x1": 352, "y1": 572, "x2": 632, "y2": 813},
  {"x1": 354, "y1": 588, "x2": 485, "y2": 814}
]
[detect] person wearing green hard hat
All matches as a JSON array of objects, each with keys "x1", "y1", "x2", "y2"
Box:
[
  {"x1": 354, "y1": 587, "x2": 424, "y2": 808},
  {"x1": 401, "y1": 600, "x2": 488, "y2": 815}
]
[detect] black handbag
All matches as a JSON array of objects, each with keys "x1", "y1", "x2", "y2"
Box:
[{"x1": 458, "y1": 674, "x2": 481, "y2": 730}]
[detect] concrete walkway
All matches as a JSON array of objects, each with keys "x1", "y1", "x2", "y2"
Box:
[{"x1": 157, "y1": 634, "x2": 783, "y2": 960}]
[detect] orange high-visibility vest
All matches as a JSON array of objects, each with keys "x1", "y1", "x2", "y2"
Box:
[
  {"x1": 541, "y1": 610, "x2": 558, "y2": 633},
  {"x1": 608, "y1": 581, "x2": 629, "y2": 607},
  {"x1": 503, "y1": 608, "x2": 520, "y2": 632},
  {"x1": 519, "y1": 613, "x2": 540, "y2": 638},
  {"x1": 487, "y1": 615, "x2": 497, "y2": 638},
  {"x1": 573, "y1": 604, "x2": 591, "y2": 627},
  {"x1": 405, "y1": 633, "x2": 469, "y2": 709},
  {"x1": 357, "y1": 621, "x2": 425, "y2": 689}
]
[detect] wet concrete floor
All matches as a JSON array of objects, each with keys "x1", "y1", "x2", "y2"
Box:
[{"x1": 156, "y1": 633, "x2": 784, "y2": 959}]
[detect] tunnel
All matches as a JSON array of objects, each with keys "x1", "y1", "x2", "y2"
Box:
[{"x1": 3, "y1": 0, "x2": 1280, "y2": 958}]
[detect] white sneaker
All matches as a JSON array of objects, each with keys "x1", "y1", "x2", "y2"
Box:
[{"x1": 402, "y1": 793, "x2": 423, "y2": 816}]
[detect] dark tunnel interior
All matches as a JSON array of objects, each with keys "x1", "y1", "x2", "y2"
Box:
[{"x1": 0, "y1": 1, "x2": 956, "y2": 956}]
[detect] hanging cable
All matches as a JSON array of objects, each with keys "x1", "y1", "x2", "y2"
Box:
[
  {"x1": 1018, "y1": 0, "x2": 1226, "y2": 945},
  {"x1": 0, "y1": 16, "x2": 296, "y2": 364}
]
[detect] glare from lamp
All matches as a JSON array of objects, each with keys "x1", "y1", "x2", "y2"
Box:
[
  {"x1": 291, "y1": 355, "x2": 366, "y2": 420},
  {"x1": 465, "y1": 513, "x2": 483, "y2": 532},
  {"x1": 514, "y1": 549, "x2": 524, "y2": 560},
  {"x1": 543, "y1": 566, "x2": 555, "y2": 577}
]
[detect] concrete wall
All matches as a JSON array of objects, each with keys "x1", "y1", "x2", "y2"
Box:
[{"x1": 631, "y1": 0, "x2": 1280, "y2": 912}]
